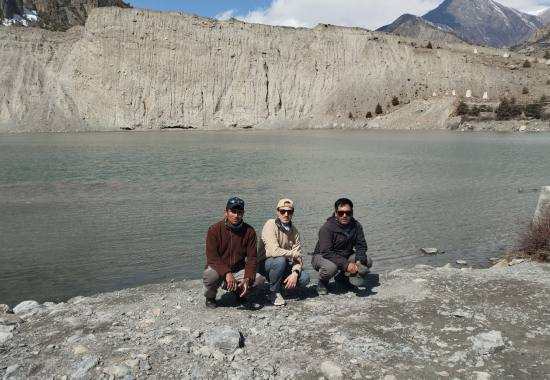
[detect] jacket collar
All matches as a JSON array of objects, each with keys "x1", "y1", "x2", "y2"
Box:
[{"x1": 275, "y1": 218, "x2": 292, "y2": 232}]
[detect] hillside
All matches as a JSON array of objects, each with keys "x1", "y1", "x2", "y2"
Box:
[
  {"x1": 1, "y1": 7, "x2": 549, "y2": 132},
  {"x1": 377, "y1": 14, "x2": 463, "y2": 43},
  {"x1": 0, "y1": 0, "x2": 129, "y2": 30}
]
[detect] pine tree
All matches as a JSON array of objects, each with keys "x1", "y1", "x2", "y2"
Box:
[{"x1": 375, "y1": 104, "x2": 383, "y2": 115}]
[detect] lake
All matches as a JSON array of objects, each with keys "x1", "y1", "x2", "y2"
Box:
[{"x1": 1, "y1": 130, "x2": 548, "y2": 305}]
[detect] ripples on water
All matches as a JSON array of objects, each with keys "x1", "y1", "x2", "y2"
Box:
[{"x1": 0, "y1": 130, "x2": 548, "y2": 305}]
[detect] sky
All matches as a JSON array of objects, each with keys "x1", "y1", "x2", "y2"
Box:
[{"x1": 128, "y1": 0, "x2": 550, "y2": 30}]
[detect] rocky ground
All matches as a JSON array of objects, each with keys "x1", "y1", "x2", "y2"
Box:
[{"x1": 1, "y1": 261, "x2": 550, "y2": 380}]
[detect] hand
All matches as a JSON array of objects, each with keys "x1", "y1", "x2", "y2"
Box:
[
  {"x1": 284, "y1": 272, "x2": 298, "y2": 289},
  {"x1": 347, "y1": 262, "x2": 358, "y2": 274},
  {"x1": 225, "y1": 273, "x2": 237, "y2": 292},
  {"x1": 238, "y1": 279, "x2": 250, "y2": 298}
]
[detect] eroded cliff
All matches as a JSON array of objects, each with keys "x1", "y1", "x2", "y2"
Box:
[{"x1": 0, "y1": 7, "x2": 548, "y2": 132}]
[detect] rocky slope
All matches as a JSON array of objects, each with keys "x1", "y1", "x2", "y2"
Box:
[
  {"x1": 377, "y1": 14, "x2": 463, "y2": 43},
  {"x1": 1, "y1": 7, "x2": 550, "y2": 132},
  {"x1": 0, "y1": 0, "x2": 129, "y2": 30},
  {"x1": 514, "y1": 24, "x2": 550, "y2": 56},
  {"x1": 381, "y1": 0, "x2": 543, "y2": 48},
  {"x1": 1, "y1": 262, "x2": 549, "y2": 379}
]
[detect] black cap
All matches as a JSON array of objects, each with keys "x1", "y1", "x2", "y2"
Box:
[{"x1": 226, "y1": 196, "x2": 245, "y2": 209}]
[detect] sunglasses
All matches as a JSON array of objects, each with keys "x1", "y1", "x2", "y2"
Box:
[
  {"x1": 336, "y1": 210, "x2": 353, "y2": 217},
  {"x1": 278, "y1": 209, "x2": 294, "y2": 215}
]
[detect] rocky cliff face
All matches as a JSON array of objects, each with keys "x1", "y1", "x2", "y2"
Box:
[
  {"x1": 1, "y1": 0, "x2": 129, "y2": 30},
  {"x1": 1, "y1": 7, "x2": 549, "y2": 132},
  {"x1": 423, "y1": 0, "x2": 543, "y2": 48},
  {"x1": 377, "y1": 14, "x2": 463, "y2": 43}
]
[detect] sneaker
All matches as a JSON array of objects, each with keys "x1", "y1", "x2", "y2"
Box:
[
  {"x1": 269, "y1": 292, "x2": 286, "y2": 306},
  {"x1": 317, "y1": 280, "x2": 328, "y2": 295},
  {"x1": 335, "y1": 272, "x2": 356, "y2": 289},
  {"x1": 205, "y1": 298, "x2": 217, "y2": 309}
]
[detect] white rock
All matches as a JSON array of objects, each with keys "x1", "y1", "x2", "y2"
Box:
[
  {"x1": 456, "y1": 260, "x2": 467, "y2": 265},
  {"x1": 470, "y1": 331, "x2": 505, "y2": 354},
  {"x1": 320, "y1": 361, "x2": 343, "y2": 380},
  {"x1": 71, "y1": 355, "x2": 99, "y2": 379},
  {"x1": 420, "y1": 248, "x2": 438, "y2": 255},
  {"x1": 0, "y1": 331, "x2": 14, "y2": 344},
  {"x1": 2, "y1": 364, "x2": 19, "y2": 380},
  {"x1": 203, "y1": 325, "x2": 241, "y2": 354},
  {"x1": 474, "y1": 372, "x2": 491, "y2": 380},
  {"x1": 518, "y1": 125, "x2": 526, "y2": 132},
  {"x1": 104, "y1": 365, "x2": 130, "y2": 378},
  {"x1": 13, "y1": 300, "x2": 40, "y2": 315},
  {"x1": 73, "y1": 345, "x2": 89, "y2": 355}
]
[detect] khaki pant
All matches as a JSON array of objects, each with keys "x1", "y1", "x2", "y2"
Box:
[{"x1": 203, "y1": 266, "x2": 265, "y2": 299}]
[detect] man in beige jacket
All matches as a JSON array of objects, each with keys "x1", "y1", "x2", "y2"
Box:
[{"x1": 257, "y1": 198, "x2": 310, "y2": 306}]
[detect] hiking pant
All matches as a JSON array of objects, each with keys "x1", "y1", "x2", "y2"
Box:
[
  {"x1": 203, "y1": 266, "x2": 265, "y2": 299},
  {"x1": 259, "y1": 256, "x2": 310, "y2": 293},
  {"x1": 312, "y1": 254, "x2": 373, "y2": 282}
]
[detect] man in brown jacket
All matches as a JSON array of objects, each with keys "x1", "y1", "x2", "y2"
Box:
[{"x1": 203, "y1": 196, "x2": 265, "y2": 308}]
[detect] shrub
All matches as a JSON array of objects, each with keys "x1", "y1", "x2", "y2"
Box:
[
  {"x1": 518, "y1": 206, "x2": 550, "y2": 261},
  {"x1": 522, "y1": 86, "x2": 529, "y2": 95},
  {"x1": 366, "y1": 111, "x2": 373, "y2": 118},
  {"x1": 469, "y1": 105, "x2": 480, "y2": 116},
  {"x1": 426, "y1": 41, "x2": 433, "y2": 49},
  {"x1": 375, "y1": 103, "x2": 383, "y2": 115},
  {"x1": 522, "y1": 60, "x2": 531, "y2": 68},
  {"x1": 392, "y1": 96, "x2": 400, "y2": 106},
  {"x1": 544, "y1": 51, "x2": 550, "y2": 59},
  {"x1": 496, "y1": 98, "x2": 515, "y2": 120},
  {"x1": 348, "y1": 111, "x2": 354, "y2": 120},
  {"x1": 456, "y1": 101, "x2": 469, "y2": 115},
  {"x1": 524, "y1": 103, "x2": 542, "y2": 119}
]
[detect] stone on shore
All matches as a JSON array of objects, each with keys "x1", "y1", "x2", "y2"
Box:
[
  {"x1": 420, "y1": 248, "x2": 438, "y2": 255},
  {"x1": 13, "y1": 300, "x2": 40, "y2": 315},
  {"x1": 203, "y1": 325, "x2": 242, "y2": 355},
  {"x1": 71, "y1": 355, "x2": 99, "y2": 379},
  {"x1": 470, "y1": 331, "x2": 505, "y2": 354},
  {"x1": 320, "y1": 360, "x2": 343, "y2": 380},
  {"x1": 0, "y1": 304, "x2": 11, "y2": 314}
]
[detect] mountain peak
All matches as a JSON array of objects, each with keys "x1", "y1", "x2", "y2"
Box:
[{"x1": 422, "y1": 0, "x2": 543, "y2": 47}]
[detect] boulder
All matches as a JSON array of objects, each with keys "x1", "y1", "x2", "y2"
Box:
[
  {"x1": 320, "y1": 360, "x2": 343, "y2": 380},
  {"x1": 13, "y1": 300, "x2": 40, "y2": 315},
  {"x1": 0, "y1": 304, "x2": 11, "y2": 314},
  {"x1": 420, "y1": 248, "x2": 438, "y2": 255},
  {"x1": 203, "y1": 325, "x2": 242, "y2": 354},
  {"x1": 470, "y1": 331, "x2": 505, "y2": 354},
  {"x1": 71, "y1": 355, "x2": 99, "y2": 379}
]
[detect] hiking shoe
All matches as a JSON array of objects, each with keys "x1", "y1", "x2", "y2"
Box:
[
  {"x1": 205, "y1": 298, "x2": 217, "y2": 309},
  {"x1": 317, "y1": 280, "x2": 328, "y2": 295},
  {"x1": 269, "y1": 292, "x2": 286, "y2": 306}
]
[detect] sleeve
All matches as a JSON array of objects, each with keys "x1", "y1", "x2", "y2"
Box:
[
  {"x1": 205, "y1": 225, "x2": 231, "y2": 277},
  {"x1": 244, "y1": 228, "x2": 258, "y2": 282},
  {"x1": 262, "y1": 220, "x2": 295, "y2": 258},
  {"x1": 354, "y1": 222, "x2": 369, "y2": 263},
  {"x1": 318, "y1": 224, "x2": 348, "y2": 271},
  {"x1": 291, "y1": 256, "x2": 303, "y2": 272},
  {"x1": 290, "y1": 229, "x2": 302, "y2": 259}
]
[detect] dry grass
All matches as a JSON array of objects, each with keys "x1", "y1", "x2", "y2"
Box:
[{"x1": 518, "y1": 206, "x2": 550, "y2": 261}]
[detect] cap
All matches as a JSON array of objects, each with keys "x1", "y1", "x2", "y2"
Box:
[
  {"x1": 276, "y1": 198, "x2": 294, "y2": 210},
  {"x1": 226, "y1": 196, "x2": 245, "y2": 209}
]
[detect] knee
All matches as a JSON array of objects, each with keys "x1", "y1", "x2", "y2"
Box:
[
  {"x1": 267, "y1": 256, "x2": 288, "y2": 272},
  {"x1": 298, "y1": 271, "x2": 310, "y2": 287},
  {"x1": 319, "y1": 263, "x2": 338, "y2": 280},
  {"x1": 253, "y1": 273, "x2": 266, "y2": 287},
  {"x1": 203, "y1": 267, "x2": 221, "y2": 287}
]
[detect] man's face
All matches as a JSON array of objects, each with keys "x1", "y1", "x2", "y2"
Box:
[
  {"x1": 336, "y1": 204, "x2": 353, "y2": 225},
  {"x1": 277, "y1": 208, "x2": 294, "y2": 224},
  {"x1": 224, "y1": 207, "x2": 244, "y2": 225}
]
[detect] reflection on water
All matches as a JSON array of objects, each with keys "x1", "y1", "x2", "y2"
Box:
[{"x1": 0, "y1": 130, "x2": 548, "y2": 305}]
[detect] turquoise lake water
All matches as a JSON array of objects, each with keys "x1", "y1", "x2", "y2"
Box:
[{"x1": 0, "y1": 130, "x2": 548, "y2": 305}]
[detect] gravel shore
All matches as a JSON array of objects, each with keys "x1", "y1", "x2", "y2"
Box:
[{"x1": 1, "y1": 262, "x2": 549, "y2": 379}]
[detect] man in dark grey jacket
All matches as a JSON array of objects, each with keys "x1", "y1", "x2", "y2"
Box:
[{"x1": 312, "y1": 198, "x2": 373, "y2": 295}]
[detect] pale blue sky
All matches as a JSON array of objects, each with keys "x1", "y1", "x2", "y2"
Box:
[{"x1": 127, "y1": 0, "x2": 550, "y2": 30}]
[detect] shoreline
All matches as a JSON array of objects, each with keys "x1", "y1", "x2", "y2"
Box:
[{"x1": 2, "y1": 261, "x2": 549, "y2": 379}]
